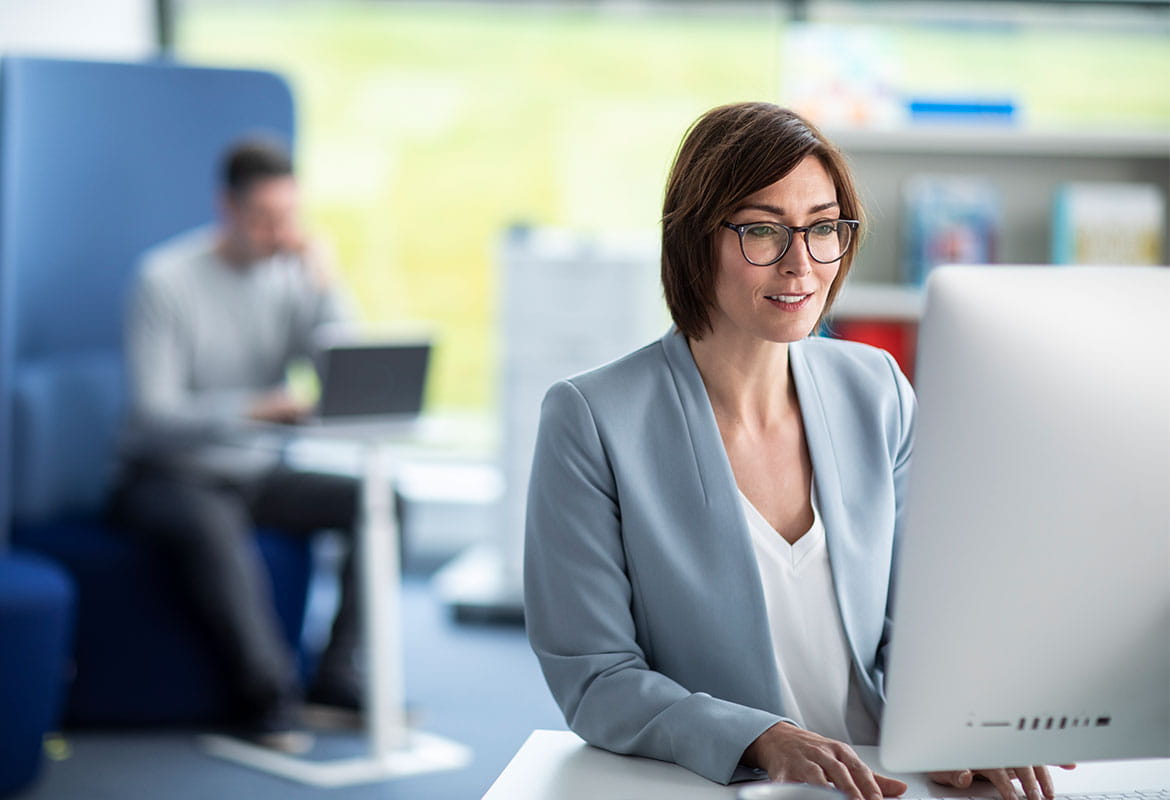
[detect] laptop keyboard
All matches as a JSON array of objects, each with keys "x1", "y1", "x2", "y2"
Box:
[
  {"x1": 907, "y1": 791, "x2": 1168, "y2": 800},
  {"x1": 1061, "y1": 794, "x2": 1168, "y2": 800}
]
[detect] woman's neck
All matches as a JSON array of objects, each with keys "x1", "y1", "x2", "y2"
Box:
[{"x1": 687, "y1": 329, "x2": 797, "y2": 431}]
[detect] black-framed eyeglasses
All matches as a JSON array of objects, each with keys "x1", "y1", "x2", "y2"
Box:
[{"x1": 721, "y1": 219, "x2": 860, "y2": 266}]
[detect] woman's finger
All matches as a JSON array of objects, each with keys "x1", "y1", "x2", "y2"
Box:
[
  {"x1": 815, "y1": 752, "x2": 866, "y2": 800},
  {"x1": 1014, "y1": 766, "x2": 1045, "y2": 800},
  {"x1": 1035, "y1": 765, "x2": 1056, "y2": 799},
  {"x1": 981, "y1": 768, "x2": 1021, "y2": 800},
  {"x1": 790, "y1": 761, "x2": 833, "y2": 789},
  {"x1": 769, "y1": 756, "x2": 821, "y2": 786},
  {"x1": 928, "y1": 770, "x2": 972, "y2": 788},
  {"x1": 874, "y1": 772, "x2": 910, "y2": 797},
  {"x1": 835, "y1": 746, "x2": 884, "y2": 800}
]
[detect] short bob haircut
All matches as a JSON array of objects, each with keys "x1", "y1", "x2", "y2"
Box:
[{"x1": 661, "y1": 102, "x2": 864, "y2": 341}]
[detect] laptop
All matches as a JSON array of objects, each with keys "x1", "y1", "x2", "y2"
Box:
[{"x1": 309, "y1": 335, "x2": 432, "y2": 426}]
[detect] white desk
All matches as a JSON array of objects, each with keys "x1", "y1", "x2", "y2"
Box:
[{"x1": 484, "y1": 730, "x2": 1170, "y2": 800}]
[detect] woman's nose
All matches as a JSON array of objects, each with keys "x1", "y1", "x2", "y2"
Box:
[{"x1": 777, "y1": 235, "x2": 812, "y2": 277}]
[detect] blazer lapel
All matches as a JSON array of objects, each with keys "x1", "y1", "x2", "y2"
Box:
[
  {"x1": 660, "y1": 328, "x2": 785, "y2": 713},
  {"x1": 790, "y1": 339, "x2": 868, "y2": 673},
  {"x1": 661, "y1": 329, "x2": 739, "y2": 508}
]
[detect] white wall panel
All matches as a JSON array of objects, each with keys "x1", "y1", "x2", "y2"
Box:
[{"x1": 0, "y1": 0, "x2": 155, "y2": 60}]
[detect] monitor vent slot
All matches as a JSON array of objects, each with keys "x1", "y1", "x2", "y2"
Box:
[{"x1": 1007, "y1": 714, "x2": 1110, "y2": 732}]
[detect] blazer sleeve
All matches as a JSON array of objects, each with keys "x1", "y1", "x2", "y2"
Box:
[{"x1": 524, "y1": 379, "x2": 783, "y2": 784}]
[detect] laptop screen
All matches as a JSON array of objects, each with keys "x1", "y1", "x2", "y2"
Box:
[{"x1": 316, "y1": 340, "x2": 431, "y2": 419}]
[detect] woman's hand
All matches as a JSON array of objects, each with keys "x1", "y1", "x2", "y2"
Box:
[
  {"x1": 929, "y1": 765, "x2": 1077, "y2": 800},
  {"x1": 743, "y1": 722, "x2": 908, "y2": 800}
]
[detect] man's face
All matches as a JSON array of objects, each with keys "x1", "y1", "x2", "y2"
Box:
[{"x1": 221, "y1": 175, "x2": 301, "y2": 263}]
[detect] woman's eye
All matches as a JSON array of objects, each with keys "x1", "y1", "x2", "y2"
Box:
[
  {"x1": 745, "y1": 224, "x2": 781, "y2": 238},
  {"x1": 809, "y1": 222, "x2": 838, "y2": 237}
]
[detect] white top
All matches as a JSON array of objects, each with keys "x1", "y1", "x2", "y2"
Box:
[{"x1": 739, "y1": 489, "x2": 879, "y2": 745}]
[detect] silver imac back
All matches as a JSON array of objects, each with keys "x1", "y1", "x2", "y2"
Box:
[{"x1": 880, "y1": 265, "x2": 1170, "y2": 772}]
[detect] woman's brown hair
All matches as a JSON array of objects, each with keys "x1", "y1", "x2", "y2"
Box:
[{"x1": 661, "y1": 102, "x2": 864, "y2": 340}]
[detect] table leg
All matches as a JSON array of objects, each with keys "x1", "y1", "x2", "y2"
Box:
[
  {"x1": 199, "y1": 438, "x2": 470, "y2": 786},
  {"x1": 360, "y1": 439, "x2": 407, "y2": 754}
]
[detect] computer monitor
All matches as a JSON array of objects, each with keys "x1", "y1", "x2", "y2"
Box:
[{"x1": 880, "y1": 265, "x2": 1170, "y2": 773}]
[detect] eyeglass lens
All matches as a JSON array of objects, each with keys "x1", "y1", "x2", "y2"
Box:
[{"x1": 741, "y1": 221, "x2": 853, "y2": 265}]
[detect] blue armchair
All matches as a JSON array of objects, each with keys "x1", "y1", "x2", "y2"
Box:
[
  {"x1": 0, "y1": 551, "x2": 74, "y2": 795},
  {"x1": 0, "y1": 56, "x2": 312, "y2": 725}
]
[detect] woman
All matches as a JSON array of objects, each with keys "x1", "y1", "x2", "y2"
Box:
[{"x1": 524, "y1": 102, "x2": 1062, "y2": 800}]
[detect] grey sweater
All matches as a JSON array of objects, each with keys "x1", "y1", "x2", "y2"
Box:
[{"x1": 122, "y1": 226, "x2": 353, "y2": 480}]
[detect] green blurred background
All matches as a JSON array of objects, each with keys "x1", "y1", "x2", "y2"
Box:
[{"x1": 178, "y1": 1, "x2": 1170, "y2": 413}]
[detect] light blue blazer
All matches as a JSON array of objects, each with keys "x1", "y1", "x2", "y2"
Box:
[{"x1": 524, "y1": 328, "x2": 916, "y2": 785}]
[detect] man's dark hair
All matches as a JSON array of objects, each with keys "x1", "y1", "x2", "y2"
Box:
[{"x1": 221, "y1": 137, "x2": 294, "y2": 197}]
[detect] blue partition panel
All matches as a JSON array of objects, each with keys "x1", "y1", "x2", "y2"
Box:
[
  {"x1": 0, "y1": 55, "x2": 295, "y2": 524},
  {"x1": 0, "y1": 56, "x2": 310, "y2": 724}
]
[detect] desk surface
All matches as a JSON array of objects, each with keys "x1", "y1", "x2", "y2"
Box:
[{"x1": 483, "y1": 730, "x2": 1170, "y2": 800}]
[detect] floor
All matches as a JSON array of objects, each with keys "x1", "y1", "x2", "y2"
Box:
[{"x1": 13, "y1": 573, "x2": 567, "y2": 800}]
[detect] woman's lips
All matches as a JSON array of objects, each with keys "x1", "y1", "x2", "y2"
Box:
[{"x1": 764, "y1": 292, "x2": 813, "y2": 311}]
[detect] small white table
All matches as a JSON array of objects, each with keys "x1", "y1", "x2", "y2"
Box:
[
  {"x1": 483, "y1": 730, "x2": 1170, "y2": 800},
  {"x1": 199, "y1": 425, "x2": 472, "y2": 787}
]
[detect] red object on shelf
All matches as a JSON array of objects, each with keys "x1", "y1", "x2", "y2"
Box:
[{"x1": 828, "y1": 319, "x2": 919, "y2": 381}]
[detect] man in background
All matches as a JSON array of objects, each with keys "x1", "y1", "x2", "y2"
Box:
[{"x1": 109, "y1": 138, "x2": 363, "y2": 751}]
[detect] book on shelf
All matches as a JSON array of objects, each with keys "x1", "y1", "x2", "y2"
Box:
[
  {"x1": 902, "y1": 175, "x2": 1001, "y2": 285},
  {"x1": 824, "y1": 319, "x2": 918, "y2": 382},
  {"x1": 906, "y1": 96, "x2": 1018, "y2": 126},
  {"x1": 1052, "y1": 182, "x2": 1166, "y2": 265}
]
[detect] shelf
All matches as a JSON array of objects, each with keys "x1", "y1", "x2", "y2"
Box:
[
  {"x1": 826, "y1": 126, "x2": 1170, "y2": 159},
  {"x1": 829, "y1": 282, "x2": 924, "y2": 321}
]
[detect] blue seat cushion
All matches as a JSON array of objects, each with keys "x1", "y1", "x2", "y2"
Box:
[
  {"x1": 12, "y1": 519, "x2": 310, "y2": 726},
  {"x1": 9, "y1": 353, "x2": 313, "y2": 725},
  {"x1": 10, "y1": 352, "x2": 125, "y2": 524},
  {"x1": 0, "y1": 551, "x2": 75, "y2": 795}
]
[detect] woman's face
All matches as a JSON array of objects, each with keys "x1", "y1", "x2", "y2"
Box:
[{"x1": 708, "y1": 155, "x2": 842, "y2": 346}]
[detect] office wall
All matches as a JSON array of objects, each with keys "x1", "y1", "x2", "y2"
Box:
[{"x1": 0, "y1": 0, "x2": 155, "y2": 60}]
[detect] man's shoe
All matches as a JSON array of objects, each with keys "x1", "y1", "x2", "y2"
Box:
[
  {"x1": 242, "y1": 700, "x2": 314, "y2": 754},
  {"x1": 302, "y1": 702, "x2": 363, "y2": 731},
  {"x1": 250, "y1": 729, "x2": 315, "y2": 755},
  {"x1": 305, "y1": 672, "x2": 364, "y2": 730},
  {"x1": 306, "y1": 676, "x2": 363, "y2": 712}
]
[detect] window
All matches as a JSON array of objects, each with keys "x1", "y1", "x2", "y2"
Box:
[{"x1": 177, "y1": 1, "x2": 781, "y2": 412}]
